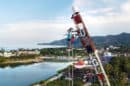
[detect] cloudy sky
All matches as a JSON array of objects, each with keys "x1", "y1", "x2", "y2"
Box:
[{"x1": 0, "y1": 0, "x2": 130, "y2": 47}]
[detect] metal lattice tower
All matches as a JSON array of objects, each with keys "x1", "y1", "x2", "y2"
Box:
[{"x1": 71, "y1": 7, "x2": 111, "y2": 86}]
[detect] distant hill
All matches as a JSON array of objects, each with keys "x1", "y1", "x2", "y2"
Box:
[{"x1": 38, "y1": 32, "x2": 130, "y2": 48}]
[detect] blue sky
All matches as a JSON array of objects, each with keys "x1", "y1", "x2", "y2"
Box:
[
  {"x1": 0, "y1": 0, "x2": 72, "y2": 23},
  {"x1": 0, "y1": 0, "x2": 130, "y2": 48}
]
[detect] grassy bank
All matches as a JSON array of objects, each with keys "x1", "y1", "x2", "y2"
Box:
[
  {"x1": 31, "y1": 65, "x2": 86, "y2": 86},
  {"x1": 43, "y1": 58, "x2": 73, "y2": 62},
  {"x1": 32, "y1": 78, "x2": 84, "y2": 86},
  {"x1": 32, "y1": 56, "x2": 130, "y2": 86},
  {"x1": 0, "y1": 55, "x2": 43, "y2": 68}
]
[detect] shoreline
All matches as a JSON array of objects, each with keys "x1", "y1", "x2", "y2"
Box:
[
  {"x1": 0, "y1": 61, "x2": 71, "y2": 86},
  {"x1": 0, "y1": 56, "x2": 73, "y2": 68},
  {"x1": 31, "y1": 65, "x2": 85, "y2": 86},
  {"x1": 31, "y1": 67, "x2": 67, "y2": 86},
  {"x1": 0, "y1": 57, "x2": 44, "y2": 68}
]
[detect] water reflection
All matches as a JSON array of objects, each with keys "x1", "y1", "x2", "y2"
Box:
[{"x1": 0, "y1": 62, "x2": 70, "y2": 86}]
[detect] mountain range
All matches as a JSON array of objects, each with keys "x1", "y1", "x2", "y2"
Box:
[{"x1": 38, "y1": 32, "x2": 130, "y2": 48}]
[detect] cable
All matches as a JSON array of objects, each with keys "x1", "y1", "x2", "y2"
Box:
[
  {"x1": 71, "y1": 47, "x2": 74, "y2": 86},
  {"x1": 68, "y1": 42, "x2": 71, "y2": 86}
]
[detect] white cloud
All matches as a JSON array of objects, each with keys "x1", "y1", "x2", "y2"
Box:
[
  {"x1": 87, "y1": 7, "x2": 114, "y2": 15},
  {"x1": 73, "y1": 0, "x2": 89, "y2": 8},
  {"x1": 0, "y1": 20, "x2": 73, "y2": 47},
  {"x1": 71, "y1": 0, "x2": 130, "y2": 36},
  {"x1": 0, "y1": 0, "x2": 130, "y2": 48},
  {"x1": 121, "y1": 0, "x2": 130, "y2": 14}
]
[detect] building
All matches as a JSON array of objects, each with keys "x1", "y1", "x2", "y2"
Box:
[
  {"x1": 102, "y1": 51, "x2": 113, "y2": 62},
  {"x1": 17, "y1": 50, "x2": 40, "y2": 56},
  {"x1": 3, "y1": 52, "x2": 16, "y2": 57}
]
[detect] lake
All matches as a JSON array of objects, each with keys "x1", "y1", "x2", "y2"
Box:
[{"x1": 0, "y1": 62, "x2": 70, "y2": 86}]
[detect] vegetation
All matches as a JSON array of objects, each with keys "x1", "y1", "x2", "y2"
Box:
[
  {"x1": 41, "y1": 32, "x2": 130, "y2": 48},
  {"x1": 32, "y1": 65, "x2": 92, "y2": 86},
  {"x1": 32, "y1": 78, "x2": 84, "y2": 86},
  {"x1": 0, "y1": 55, "x2": 42, "y2": 68},
  {"x1": 104, "y1": 56, "x2": 130, "y2": 86},
  {"x1": 40, "y1": 48, "x2": 67, "y2": 56},
  {"x1": 109, "y1": 46, "x2": 130, "y2": 53},
  {"x1": 46, "y1": 78, "x2": 84, "y2": 86},
  {"x1": 32, "y1": 56, "x2": 130, "y2": 86},
  {"x1": 0, "y1": 54, "x2": 37, "y2": 62},
  {"x1": 40, "y1": 48, "x2": 86, "y2": 57}
]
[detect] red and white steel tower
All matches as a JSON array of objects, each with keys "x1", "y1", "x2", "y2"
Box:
[{"x1": 71, "y1": 7, "x2": 111, "y2": 86}]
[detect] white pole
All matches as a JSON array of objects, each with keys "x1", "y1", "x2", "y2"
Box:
[
  {"x1": 94, "y1": 50, "x2": 111, "y2": 86},
  {"x1": 72, "y1": 48, "x2": 74, "y2": 86},
  {"x1": 89, "y1": 55, "x2": 103, "y2": 86}
]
